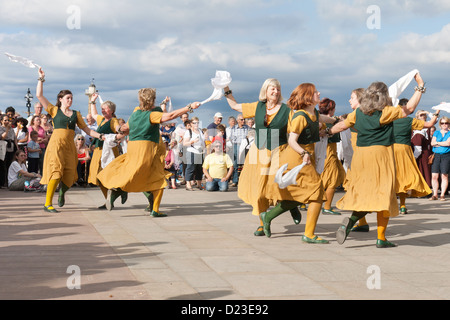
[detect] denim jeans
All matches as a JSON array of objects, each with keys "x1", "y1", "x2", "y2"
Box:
[{"x1": 206, "y1": 178, "x2": 228, "y2": 192}]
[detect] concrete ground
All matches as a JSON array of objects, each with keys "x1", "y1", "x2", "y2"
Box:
[{"x1": 1, "y1": 185, "x2": 449, "y2": 300}]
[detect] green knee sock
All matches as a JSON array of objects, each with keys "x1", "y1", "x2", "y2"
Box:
[
  {"x1": 266, "y1": 201, "x2": 300, "y2": 222},
  {"x1": 348, "y1": 211, "x2": 369, "y2": 229}
]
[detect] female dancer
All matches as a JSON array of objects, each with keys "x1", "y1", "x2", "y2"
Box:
[
  {"x1": 329, "y1": 73, "x2": 426, "y2": 248},
  {"x1": 261, "y1": 83, "x2": 337, "y2": 243},
  {"x1": 393, "y1": 99, "x2": 438, "y2": 213},
  {"x1": 87, "y1": 94, "x2": 122, "y2": 208},
  {"x1": 36, "y1": 68, "x2": 105, "y2": 213},
  {"x1": 318, "y1": 98, "x2": 346, "y2": 215},
  {"x1": 223, "y1": 79, "x2": 302, "y2": 236},
  {"x1": 97, "y1": 88, "x2": 201, "y2": 217}
]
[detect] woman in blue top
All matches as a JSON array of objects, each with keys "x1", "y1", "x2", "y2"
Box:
[{"x1": 430, "y1": 116, "x2": 450, "y2": 201}]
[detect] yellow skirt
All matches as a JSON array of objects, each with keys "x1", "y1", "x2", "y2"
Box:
[
  {"x1": 88, "y1": 146, "x2": 120, "y2": 185},
  {"x1": 40, "y1": 129, "x2": 78, "y2": 187},
  {"x1": 265, "y1": 143, "x2": 325, "y2": 205},
  {"x1": 238, "y1": 144, "x2": 284, "y2": 216},
  {"x1": 394, "y1": 143, "x2": 431, "y2": 197},
  {"x1": 97, "y1": 140, "x2": 169, "y2": 193},
  {"x1": 337, "y1": 145, "x2": 398, "y2": 217},
  {"x1": 321, "y1": 143, "x2": 346, "y2": 190}
]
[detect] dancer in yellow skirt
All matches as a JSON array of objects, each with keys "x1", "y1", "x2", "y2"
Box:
[
  {"x1": 97, "y1": 88, "x2": 201, "y2": 217},
  {"x1": 87, "y1": 93, "x2": 122, "y2": 208},
  {"x1": 328, "y1": 73, "x2": 426, "y2": 248},
  {"x1": 318, "y1": 98, "x2": 346, "y2": 215},
  {"x1": 223, "y1": 79, "x2": 302, "y2": 236},
  {"x1": 261, "y1": 83, "x2": 337, "y2": 243},
  {"x1": 393, "y1": 99, "x2": 438, "y2": 214},
  {"x1": 36, "y1": 68, "x2": 105, "y2": 213}
]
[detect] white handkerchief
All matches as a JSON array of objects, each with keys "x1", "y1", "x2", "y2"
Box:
[
  {"x1": 201, "y1": 71, "x2": 232, "y2": 105},
  {"x1": 101, "y1": 134, "x2": 118, "y2": 168},
  {"x1": 389, "y1": 69, "x2": 419, "y2": 106},
  {"x1": 432, "y1": 103, "x2": 450, "y2": 113},
  {"x1": 4, "y1": 52, "x2": 41, "y2": 69},
  {"x1": 275, "y1": 163, "x2": 307, "y2": 189}
]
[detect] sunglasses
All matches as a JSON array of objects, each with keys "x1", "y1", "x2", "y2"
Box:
[
  {"x1": 441, "y1": 122, "x2": 449, "y2": 125},
  {"x1": 192, "y1": 121, "x2": 199, "y2": 124},
  {"x1": 77, "y1": 138, "x2": 85, "y2": 140}
]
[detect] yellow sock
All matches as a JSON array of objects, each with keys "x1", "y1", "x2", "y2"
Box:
[
  {"x1": 358, "y1": 216, "x2": 368, "y2": 226},
  {"x1": 324, "y1": 188, "x2": 335, "y2": 210},
  {"x1": 399, "y1": 193, "x2": 407, "y2": 208},
  {"x1": 45, "y1": 179, "x2": 60, "y2": 207},
  {"x1": 304, "y1": 201, "x2": 323, "y2": 239},
  {"x1": 377, "y1": 212, "x2": 390, "y2": 241},
  {"x1": 152, "y1": 189, "x2": 164, "y2": 212}
]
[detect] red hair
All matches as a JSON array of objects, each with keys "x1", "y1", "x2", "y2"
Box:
[{"x1": 287, "y1": 83, "x2": 316, "y2": 110}]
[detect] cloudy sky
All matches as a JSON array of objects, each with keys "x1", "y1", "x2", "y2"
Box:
[{"x1": 1, "y1": 0, "x2": 450, "y2": 126}]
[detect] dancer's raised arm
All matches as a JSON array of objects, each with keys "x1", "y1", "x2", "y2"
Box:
[
  {"x1": 223, "y1": 86, "x2": 243, "y2": 112},
  {"x1": 36, "y1": 68, "x2": 51, "y2": 109},
  {"x1": 402, "y1": 73, "x2": 426, "y2": 116}
]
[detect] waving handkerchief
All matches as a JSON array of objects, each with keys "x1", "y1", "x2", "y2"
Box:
[
  {"x1": 389, "y1": 69, "x2": 419, "y2": 106},
  {"x1": 3, "y1": 52, "x2": 41, "y2": 69},
  {"x1": 314, "y1": 136, "x2": 328, "y2": 174},
  {"x1": 201, "y1": 71, "x2": 232, "y2": 105},
  {"x1": 101, "y1": 134, "x2": 119, "y2": 168},
  {"x1": 275, "y1": 163, "x2": 307, "y2": 189},
  {"x1": 432, "y1": 103, "x2": 450, "y2": 113}
]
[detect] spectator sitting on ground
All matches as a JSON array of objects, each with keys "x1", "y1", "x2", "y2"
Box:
[
  {"x1": 202, "y1": 140, "x2": 234, "y2": 192},
  {"x1": 8, "y1": 150, "x2": 41, "y2": 191}
]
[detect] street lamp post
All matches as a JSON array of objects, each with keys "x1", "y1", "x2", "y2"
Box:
[
  {"x1": 24, "y1": 88, "x2": 33, "y2": 117},
  {"x1": 85, "y1": 78, "x2": 97, "y2": 114}
]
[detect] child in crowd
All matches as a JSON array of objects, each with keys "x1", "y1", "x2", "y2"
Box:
[{"x1": 27, "y1": 131, "x2": 42, "y2": 174}]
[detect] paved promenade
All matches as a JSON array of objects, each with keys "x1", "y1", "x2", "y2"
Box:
[{"x1": 1, "y1": 186, "x2": 449, "y2": 300}]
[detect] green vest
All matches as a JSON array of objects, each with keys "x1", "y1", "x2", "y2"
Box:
[
  {"x1": 92, "y1": 118, "x2": 115, "y2": 148},
  {"x1": 393, "y1": 117, "x2": 413, "y2": 146},
  {"x1": 354, "y1": 108, "x2": 394, "y2": 147},
  {"x1": 128, "y1": 108, "x2": 162, "y2": 144},
  {"x1": 292, "y1": 109, "x2": 320, "y2": 145},
  {"x1": 53, "y1": 108, "x2": 79, "y2": 130},
  {"x1": 254, "y1": 102, "x2": 290, "y2": 150}
]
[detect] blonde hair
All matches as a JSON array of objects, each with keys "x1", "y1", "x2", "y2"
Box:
[
  {"x1": 439, "y1": 116, "x2": 450, "y2": 129},
  {"x1": 359, "y1": 82, "x2": 391, "y2": 115},
  {"x1": 415, "y1": 110, "x2": 428, "y2": 120},
  {"x1": 74, "y1": 134, "x2": 85, "y2": 143},
  {"x1": 102, "y1": 101, "x2": 117, "y2": 116},
  {"x1": 138, "y1": 88, "x2": 156, "y2": 111},
  {"x1": 259, "y1": 78, "x2": 283, "y2": 104}
]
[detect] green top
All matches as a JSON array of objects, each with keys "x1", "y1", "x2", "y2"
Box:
[
  {"x1": 128, "y1": 107, "x2": 162, "y2": 144},
  {"x1": 393, "y1": 117, "x2": 413, "y2": 146},
  {"x1": 52, "y1": 108, "x2": 80, "y2": 131},
  {"x1": 292, "y1": 109, "x2": 320, "y2": 145},
  {"x1": 254, "y1": 102, "x2": 290, "y2": 150},
  {"x1": 92, "y1": 118, "x2": 115, "y2": 148},
  {"x1": 354, "y1": 108, "x2": 394, "y2": 147}
]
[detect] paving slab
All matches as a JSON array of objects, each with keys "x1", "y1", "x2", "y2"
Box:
[{"x1": 1, "y1": 185, "x2": 449, "y2": 301}]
